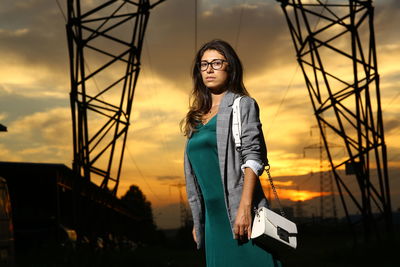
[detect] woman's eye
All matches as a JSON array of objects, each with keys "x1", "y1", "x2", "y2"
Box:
[{"x1": 213, "y1": 61, "x2": 222, "y2": 67}]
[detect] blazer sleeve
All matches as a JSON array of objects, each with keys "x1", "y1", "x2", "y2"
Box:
[
  {"x1": 183, "y1": 141, "x2": 205, "y2": 249},
  {"x1": 239, "y1": 96, "x2": 268, "y2": 176}
]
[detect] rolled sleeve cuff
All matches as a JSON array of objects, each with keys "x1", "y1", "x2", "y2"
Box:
[{"x1": 241, "y1": 159, "x2": 264, "y2": 176}]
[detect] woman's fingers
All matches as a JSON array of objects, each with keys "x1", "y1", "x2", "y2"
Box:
[
  {"x1": 234, "y1": 224, "x2": 239, "y2": 239},
  {"x1": 239, "y1": 224, "x2": 245, "y2": 239},
  {"x1": 241, "y1": 225, "x2": 251, "y2": 240},
  {"x1": 234, "y1": 205, "x2": 252, "y2": 240},
  {"x1": 234, "y1": 222, "x2": 250, "y2": 240},
  {"x1": 247, "y1": 225, "x2": 252, "y2": 240}
]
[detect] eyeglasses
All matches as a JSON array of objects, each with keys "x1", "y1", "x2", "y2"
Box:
[{"x1": 198, "y1": 59, "x2": 227, "y2": 71}]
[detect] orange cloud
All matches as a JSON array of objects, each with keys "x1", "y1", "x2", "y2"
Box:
[
  {"x1": 271, "y1": 180, "x2": 295, "y2": 187},
  {"x1": 278, "y1": 189, "x2": 331, "y2": 202},
  {"x1": 261, "y1": 178, "x2": 331, "y2": 201}
]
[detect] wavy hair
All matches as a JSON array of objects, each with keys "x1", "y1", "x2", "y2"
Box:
[{"x1": 181, "y1": 39, "x2": 249, "y2": 137}]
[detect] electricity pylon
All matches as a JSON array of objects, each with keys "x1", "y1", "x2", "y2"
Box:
[
  {"x1": 66, "y1": 0, "x2": 165, "y2": 195},
  {"x1": 170, "y1": 183, "x2": 191, "y2": 228},
  {"x1": 304, "y1": 124, "x2": 339, "y2": 220},
  {"x1": 278, "y1": 0, "x2": 392, "y2": 240}
]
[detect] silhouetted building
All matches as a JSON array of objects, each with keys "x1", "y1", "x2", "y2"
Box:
[{"x1": 0, "y1": 161, "x2": 145, "y2": 260}]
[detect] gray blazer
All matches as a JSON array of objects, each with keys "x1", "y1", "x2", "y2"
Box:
[{"x1": 184, "y1": 90, "x2": 269, "y2": 249}]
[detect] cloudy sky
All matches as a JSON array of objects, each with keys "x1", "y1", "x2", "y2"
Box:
[{"x1": 1, "y1": 0, "x2": 399, "y2": 229}]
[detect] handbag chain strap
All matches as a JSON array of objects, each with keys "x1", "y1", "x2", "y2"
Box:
[
  {"x1": 265, "y1": 164, "x2": 286, "y2": 218},
  {"x1": 232, "y1": 96, "x2": 286, "y2": 218}
]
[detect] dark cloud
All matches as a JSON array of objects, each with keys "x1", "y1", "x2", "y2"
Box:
[
  {"x1": 0, "y1": 0, "x2": 68, "y2": 73},
  {"x1": 374, "y1": 0, "x2": 400, "y2": 46},
  {"x1": 133, "y1": 107, "x2": 181, "y2": 122},
  {"x1": 388, "y1": 147, "x2": 400, "y2": 163},
  {"x1": 156, "y1": 175, "x2": 182, "y2": 181},
  {"x1": 1, "y1": 0, "x2": 398, "y2": 95},
  {"x1": 0, "y1": 86, "x2": 68, "y2": 124},
  {"x1": 0, "y1": 106, "x2": 72, "y2": 166},
  {"x1": 385, "y1": 118, "x2": 400, "y2": 134},
  {"x1": 0, "y1": 1, "x2": 398, "y2": 169},
  {"x1": 382, "y1": 72, "x2": 400, "y2": 84},
  {"x1": 264, "y1": 91, "x2": 312, "y2": 115},
  {"x1": 144, "y1": 1, "x2": 294, "y2": 90}
]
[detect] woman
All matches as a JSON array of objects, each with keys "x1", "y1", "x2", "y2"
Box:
[{"x1": 182, "y1": 39, "x2": 281, "y2": 266}]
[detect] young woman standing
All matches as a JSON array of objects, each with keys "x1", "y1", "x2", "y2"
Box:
[{"x1": 182, "y1": 39, "x2": 281, "y2": 267}]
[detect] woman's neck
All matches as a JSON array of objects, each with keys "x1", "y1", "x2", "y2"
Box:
[{"x1": 211, "y1": 90, "x2": 227, "y2": 106}]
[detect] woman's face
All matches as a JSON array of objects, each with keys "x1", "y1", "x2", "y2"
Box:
[{"x1": 200, "y1": 49, "x2": 229, "y2": 93}]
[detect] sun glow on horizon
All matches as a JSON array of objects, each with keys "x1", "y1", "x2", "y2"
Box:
[
  {"x1": 262, "y1": 181, "x2": 332, "y2": 202},
  {"x1": 278, "y1": 189, "x2": 331, "y2": 202}
]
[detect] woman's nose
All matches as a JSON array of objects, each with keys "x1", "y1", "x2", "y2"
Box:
[{"x1": 206, "y1": 65, "x2": 214, "y2": 73}]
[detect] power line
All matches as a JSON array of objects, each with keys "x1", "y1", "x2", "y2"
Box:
[
  {"x1": 55, "y1": 0, "x2": 67, "y2": 22},
  {"x1": 265, "y1": 65, "x2": 298, "y2": 138},
  {"x1": 194, "y1": 0, "x2": 198, "y2": 54},
  {"x1": 266, "y1": 0, "x2": 329, "y2": 151},
  {"x1": 382, "y1": 91, "x2": 400, "y2": 112},
  {"x1": 234, "y1": 0, "x2": 246, "y2": 50},
  {"x1": 126, "y1": 146, "x2": 163, "y2": 201},
  {"x1": 141, "y1": 38, "x2": 182, "y2": 176}
]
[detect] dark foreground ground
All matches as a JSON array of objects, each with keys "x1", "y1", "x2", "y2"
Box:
[
  {"x1": 14, "y1": 222, "x2": 399, "y2": 267},
  {"x1": 278, "y1": 222, "x2": 399, "y2": 267}
]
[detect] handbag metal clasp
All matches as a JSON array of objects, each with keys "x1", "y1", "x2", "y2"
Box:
[{"x1": 277, "y1": 226, "x2": 290, "y2": 243}]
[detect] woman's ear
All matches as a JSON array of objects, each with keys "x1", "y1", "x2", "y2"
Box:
[{"x1": 226, "y1": 63, "x2": 231, "y2": 72}]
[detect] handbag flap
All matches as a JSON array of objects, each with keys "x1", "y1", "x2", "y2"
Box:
[{"x1": 264, "y1": 207, "x2": 298, "y2": 234}]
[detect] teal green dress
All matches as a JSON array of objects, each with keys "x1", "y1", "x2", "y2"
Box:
[{"x1": 187, "y1": 115, "x2": 281, "y2": 267}]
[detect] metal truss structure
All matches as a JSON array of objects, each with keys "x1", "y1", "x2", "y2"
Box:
[
  {"x1": 277, "y1": 0, "x2": 392, "y2": 238},
  {"x1": 67, "y1": 0, "x2": 164, "y2": 195}
]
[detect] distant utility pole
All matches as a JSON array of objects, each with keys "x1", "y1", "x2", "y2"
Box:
[
  {"x1": 170, "y1": 183, "x2": 191, "y2": 228},
  {"x1": 304, "y1": 124, "x2": 338, "y2": 220},
  {"x1": 295, "y1": 186, "x2": 305, "y2": 219}
]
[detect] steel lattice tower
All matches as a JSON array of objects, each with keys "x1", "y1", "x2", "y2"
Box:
[
  {"x1": 277, "y1": 0, "x2": 392, "y2": 239},
  {"x1": 66, "y1": 0, "x2": 164, "y2": 195}
]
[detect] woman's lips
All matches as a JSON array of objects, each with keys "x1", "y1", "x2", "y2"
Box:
[{"x1": 206, "y1": 77, "x2": 215, "y2": 81}]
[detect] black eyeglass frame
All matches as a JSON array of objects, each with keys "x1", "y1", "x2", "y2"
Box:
[{"x1": 198, "y1": 59, "x2": 228, "y2": 71}]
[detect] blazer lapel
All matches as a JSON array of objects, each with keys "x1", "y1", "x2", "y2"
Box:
[{"x1": 216, "y1": 91, "x2": 236, "y2": 182}]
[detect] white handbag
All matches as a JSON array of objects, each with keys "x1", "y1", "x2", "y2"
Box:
[
  {"x1": 232, "y1": 96, "x2": 298, "y2": 251},
  {"x1": 251, "y1": 206, "x2": 298, "y2": 249}
]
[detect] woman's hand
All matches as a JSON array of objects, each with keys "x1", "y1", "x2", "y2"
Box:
[
  {"x1": 234, "y1": 202, "x2": 252, "y2": 240},
  {"x1": 234, "y1": 167, "x2": 258, "y2": 240},
  {"x1": 192, "y1": 226, "x2": 197, "y2": 243}
]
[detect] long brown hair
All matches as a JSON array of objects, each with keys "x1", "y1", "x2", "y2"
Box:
[{"x1": 181, "y1": 39, "x2": 249, "y2": 137}]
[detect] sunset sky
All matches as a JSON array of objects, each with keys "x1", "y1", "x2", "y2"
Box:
[{"x1": 0, "y1": 0, "x2": 399, "y2": 229}]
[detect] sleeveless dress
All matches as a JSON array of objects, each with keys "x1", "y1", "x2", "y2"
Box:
[{"x1": 186, "y1": 115, "x2": 281, "y2": 267}]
